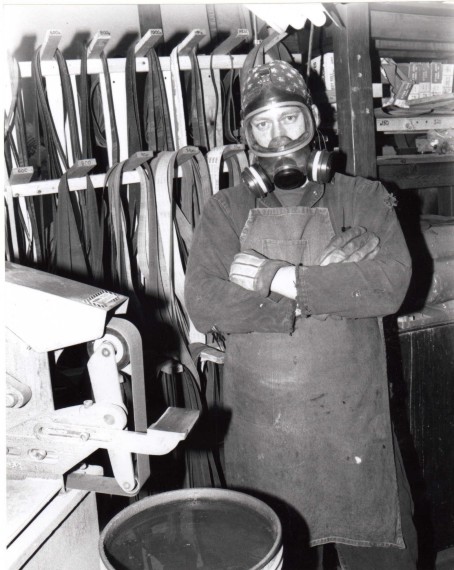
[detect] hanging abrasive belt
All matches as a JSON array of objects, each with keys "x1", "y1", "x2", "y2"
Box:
[
  {"x1": 187, "y1": 49, "x2": 210, "y2": 151},
  {"x1": 31, "y1": 46, "x2": 86, "y2": 271},
  {"x1": 31, "y1": 45, "x2": 70, "y2": 266},
  {"x1": 77, "y1": 51, "x2": 105, "y2": 284},
  {"x1": 154, "y1": 148, "x2": 224, "y2": 488},
  {"x1": 222, "y1": 58, "x2": 241, "y2": 144},
  {"x1": 54, "y1": 173, "x2": 90, "y2": 277},
  {"x1": 104, "y1": 161, "x2": 136, "y2": 294},
  {"x1": 170, "y1": 44, "x2": 209, "y2": 150},
  {"x1": 32, "y1": 48, "x2": 69, "y2": 179},
  {"x1": 54, "y1": 49, "x2": 82, "y2": 163},
  {"x1": 179, "y1": 148, "x2": 212, "y2": 241},
  {"x1": 4, "y1": 55, "x2": 20, "y2": 146},
  {"x1": 145, "y1": 49, "x2": 174, "y2": 152},
  {"x1": 154, "y1": 148, "x2": 206, "y2": 353},
  {"x1": 79, "y1": 44, "x2": 93, "y2": 160},
  {"x1": 90, "y1": 51, "x2": 120, "y2": 167},
  {"x1": 169, "y1": 41, "x2": 187, "y2": 145},
  {"x1": 206, "y1": 144, "x2": 249, "y2": 194},
  {"x1": 126, "y1": 44, "x2": 144, "y2": 154},
  {"x1": 125, "y1": 44, "x2": 145, "y2": 257},
  {"x1": 81, "y1": 176, "x2": 104, "y2": 283},
  {"x1": 135, "y1": 160, "x2": 175, "y2": 331},
  {"x1": 4, "y1": 56, "x2": 32, "y2": 263},
  {"x1": 209, "y1": 55, "x2": 220, "y2": 148},
  {"x1": 34, "y1": 47, "x2": 104, "y2": 282},
  {"x1": 100, "y1": 51, "x2": 120, "y2": 165}
]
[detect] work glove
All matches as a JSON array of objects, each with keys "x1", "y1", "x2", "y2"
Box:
[
  {"x1": 316, "y1": 226, "x2": 380, "y2": 266},
  {"x1": 229, "y1": 250, "x2": 292, "y2": 296}
]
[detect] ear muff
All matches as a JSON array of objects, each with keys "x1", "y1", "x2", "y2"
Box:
[
  {"x1": 241, "y1": 164, "x2": 274, "y2": 198},
  {"x1": 306, "y1": 150, "x2": 334, "y2": 184}
]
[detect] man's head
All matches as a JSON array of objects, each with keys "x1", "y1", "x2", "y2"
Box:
[
  {"x1": 240, "y1": 60, "x2": 333, "y2": 193},
  {"x1": 241, "y1": 60, "x2": 318, "y2": 157}
]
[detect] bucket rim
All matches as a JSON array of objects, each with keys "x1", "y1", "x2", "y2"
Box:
[{"x1": 99, "y1": 487, "x2": 283, "y2": 570}]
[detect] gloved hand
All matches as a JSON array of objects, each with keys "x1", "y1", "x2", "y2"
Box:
[
  {"x1": 316, "y1": 226, "x2": 380, "y2": 266},
  {"x1": 229, "y1": 250, "x2": 292, "y2": 296}
]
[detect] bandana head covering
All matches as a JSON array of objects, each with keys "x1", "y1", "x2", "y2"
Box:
[{"x1": 241, "y1": 60, "x2": 312, "y2": 118}]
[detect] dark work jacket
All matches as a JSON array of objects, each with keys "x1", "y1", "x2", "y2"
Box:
[{"x1": 184, "y1": 173, "x2": 411, "y2": 335}]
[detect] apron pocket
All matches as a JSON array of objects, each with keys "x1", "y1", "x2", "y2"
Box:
[{"x1": 262, "y1": 238, "x2": 310, "y2": 266}]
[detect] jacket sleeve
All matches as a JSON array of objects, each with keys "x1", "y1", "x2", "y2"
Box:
[
  {"x1": 296, "y1": 179, "x2": 412, "y2": 319},
  {"x1": 184, "y1": 195, "x2": 296, "y2": 335}
]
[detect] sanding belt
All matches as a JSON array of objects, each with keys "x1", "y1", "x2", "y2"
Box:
[{"x1": 153, "y1": 147, "x2": 225, "y2": 487}]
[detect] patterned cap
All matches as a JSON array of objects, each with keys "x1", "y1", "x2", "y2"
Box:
[{"x1": 241, "y1": 60, "x2": 311, "y2": 117}]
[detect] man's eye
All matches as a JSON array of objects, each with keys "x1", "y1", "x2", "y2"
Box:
[
  {"x1": 253, "y1": 121, "x2": 269, "y2": 131},
  {"x1": 282, "y1": 114, "x2": 297, "y2": 123}
]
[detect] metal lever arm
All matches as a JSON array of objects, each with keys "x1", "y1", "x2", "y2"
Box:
[{"x1": 36, "y1": 406, "x2": 199, "y2": 456}]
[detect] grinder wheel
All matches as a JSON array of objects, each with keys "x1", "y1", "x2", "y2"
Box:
[{"x1": 87, "y1": 326, "x2": 130, "y2": 370}]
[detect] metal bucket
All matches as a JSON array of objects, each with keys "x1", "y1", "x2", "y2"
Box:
[{"x1": 99, "y1": 488, "x2": 283, "y2": 570}]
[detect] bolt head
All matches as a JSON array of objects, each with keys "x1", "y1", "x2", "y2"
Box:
[
  {"x1": 6, "y1": 393, "x2": 18, "y2": 408},
  {"x1": 29, "y1": 448, "x2": 47, "y2": 461},
  {"x1": 103, "y1": 414, "x2": 115, "y2": 425}
]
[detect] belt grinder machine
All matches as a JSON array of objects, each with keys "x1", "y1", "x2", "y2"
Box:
[{"x1": 5, "y1": 262, "x2": 199, "y2": 568}]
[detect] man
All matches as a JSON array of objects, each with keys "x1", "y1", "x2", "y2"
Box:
[{"x1": 185, "y1": 60, "x2": 417, "y2": 569}]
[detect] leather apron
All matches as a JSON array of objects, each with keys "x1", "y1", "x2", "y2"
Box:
[{"x1": 223, "y1": 203, "x2": 405, "y2": 549}]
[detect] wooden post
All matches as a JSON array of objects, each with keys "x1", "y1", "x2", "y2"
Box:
[{"x1": 333, "y1": 3, "x2": 377, "y2": 178}]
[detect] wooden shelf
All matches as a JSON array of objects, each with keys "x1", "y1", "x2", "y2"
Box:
[
  {"x1": 377, "y1": 155, "x2": 454, "y2": 189},
  {"x1": 375, "y1": 112, "x2": 454, "y2": 133},
  {"x1": 376, "y1": 154, "x2": 454, "y2": 166}
]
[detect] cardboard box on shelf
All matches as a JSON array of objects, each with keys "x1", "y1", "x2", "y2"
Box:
[
  {"x1": 431, "y1": 62, "x2": 444, "y2": 96},
  {"x1": 442, "y1": 64, "x2": 454, "y2": 94}
]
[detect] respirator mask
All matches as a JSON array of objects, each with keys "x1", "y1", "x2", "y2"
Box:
[{"x1": 240, "y1": 62, "x2": 335, "y2": 197}]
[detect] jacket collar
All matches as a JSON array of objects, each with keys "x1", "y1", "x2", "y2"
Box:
[{"x1": 257, "y1": 181, "x2": 325, "y2": 209}]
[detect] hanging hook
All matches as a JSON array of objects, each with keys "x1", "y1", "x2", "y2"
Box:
[
  {"x1": 87, "y1": 31, "x2": 111, "y2": 59},
  {"x1": 134, "y1": 29, "x2": 163, "y2": 57},
  {"x1": 40, "y1": 30, "x2": 62, "y2": 61}
]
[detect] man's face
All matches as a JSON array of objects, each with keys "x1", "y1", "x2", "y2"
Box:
[{"x1": 250, "y1": 105, "x2": 307, "y2": 149}]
